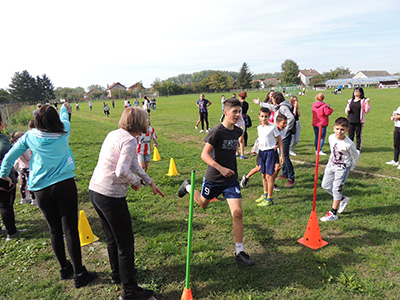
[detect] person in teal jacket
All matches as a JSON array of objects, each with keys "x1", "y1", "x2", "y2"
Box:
[{"x1": 0, "y1": 104, "x2": 97, "y2": 288}]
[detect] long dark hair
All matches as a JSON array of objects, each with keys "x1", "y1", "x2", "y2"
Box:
[
  {"x1": 352, "y1": 87, "x2": 365, "y2": 100},
  {"x1": 34, "y1": 105, "x2": 66, "y2": 133}
]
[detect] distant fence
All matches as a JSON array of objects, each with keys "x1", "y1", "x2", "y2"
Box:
[{"x1": 0, "y1": 102, "x2": 27, "y2": 124}]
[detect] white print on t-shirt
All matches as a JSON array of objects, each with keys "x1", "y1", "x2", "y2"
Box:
[{"x1": 222, "y1": 139, "x2": 239, "y2": 150}]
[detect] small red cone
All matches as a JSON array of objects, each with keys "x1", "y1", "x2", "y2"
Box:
[
  {"x1": 210, "y1": 198, "x2": 218, "y2": 202},
  {"x1": 181, "y1": 288, "x2": 193, "y2": 300},
  {"x1": 298, "y1": 210, "x2": 328, "y2": 250}
]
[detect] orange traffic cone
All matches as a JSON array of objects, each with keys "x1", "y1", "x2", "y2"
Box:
[
  {"x1": 153, "y1": 146, "x2": 161, "y2": 161},
  {"x1": 210, "y1": 198, "x2": 218, "y2": 202},
  {"x1": 181, "y1": 287, "x2": 193, "y2": 300},
  {"x1": 78, "y1": 210, "x2": 99, "y2": 247},
  {"x1": 297, "y1": 210, "x2": 328, "y2": 250},
  {"x1": 167, "y1": 158, "x2": 179, "y2": 176}
]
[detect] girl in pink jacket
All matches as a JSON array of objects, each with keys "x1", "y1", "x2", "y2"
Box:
[
  {"x1": 312, "y1": 93, "x2": 334, "y2": 155},
  {"x1": 345, "y1": 87, "x2": 371, "y2": 150}
]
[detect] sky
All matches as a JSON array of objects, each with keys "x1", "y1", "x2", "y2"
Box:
[{"x1": 1, "y1": 0, "x2": 400, "y2": 91}]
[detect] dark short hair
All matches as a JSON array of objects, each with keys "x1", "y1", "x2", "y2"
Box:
[
  {"x1": 335, "y1": 117, "x2": 349, "y2": 128},
  {"x1": 34, "y1": 105, "x2": 66, "y2": 133},
  {"x1": 276, "y1": 113, "x2": 287, "y2": 122},
  {"x1": 224, "y1": 98, "x2": 241, "y2": 110},
  {"x1": 259, "y1": 107, "x2": 270, "y2": 115},
  {"x1": 272, "y1": 91, "x2": 285, "y2": 104}
]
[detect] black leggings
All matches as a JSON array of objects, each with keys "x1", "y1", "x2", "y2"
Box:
[
  {"x1": 199, "y1": 112, "x2": 209, "y2": 130},
  {"x1": 394, "y1": 127, "x2": 400, "y2": 162},
  {"x1": 348, "y1": 122, "x2": 364, "y2": 150},
  {"x1": 35, "y1": 178, "x2": 83, "y2": 274}
]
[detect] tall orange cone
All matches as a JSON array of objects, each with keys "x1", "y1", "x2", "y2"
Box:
[
  {"x1": 181, "y1": 287, "x2": 193, "y2": 300},
  {"x1": 153, "y1": 146, "x2": 161, "y2": 161},
  {"x1": 167, "y1": 158, "x2": 179, "y2": 176},
  {"x1": 298, "y1": 126, "x2": 328, "y2": 250},
  {"x1": 297, "y1": 210, "x2": 328, "y2": 250},
  {"x1": 78, "y1": 210, "x2": 99, "y2": 247}
]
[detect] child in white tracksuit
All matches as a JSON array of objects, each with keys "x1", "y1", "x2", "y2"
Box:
[{"x1": 320, "y1": 117, "x2": 360, "y2": 222}]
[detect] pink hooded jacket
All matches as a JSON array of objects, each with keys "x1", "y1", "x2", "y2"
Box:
[
  {"x1": 345, "y1": 98, "x2": 371, "y2": 123},
  {"x1": 312, "y1": 101, "x2": 333, "y2": 127}
]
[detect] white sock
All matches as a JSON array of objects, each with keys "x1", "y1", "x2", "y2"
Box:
[
  {"x1": 235, "y1": 243, "x2": 244, "y2": 255},
  {"x1": 185, "y1": 184, "x2": 191, "y2": 193}
]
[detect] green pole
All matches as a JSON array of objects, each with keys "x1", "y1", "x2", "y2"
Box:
[{"x1": 185, "y1": 170, "x2": 196, "y2": 290}]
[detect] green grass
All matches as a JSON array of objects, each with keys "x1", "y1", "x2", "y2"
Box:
[{"x1": 1, "y1": 88, "x2": 400, "y2": 299}]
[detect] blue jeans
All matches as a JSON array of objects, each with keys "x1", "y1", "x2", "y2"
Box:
[
  {"x1": 282, "y1": 135, "x2": 295, "y2": 180},
  {"x1": 313, "y1": 126, "x2": 327, "y2": 152}
]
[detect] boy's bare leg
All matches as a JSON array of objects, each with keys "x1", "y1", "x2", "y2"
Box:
[
  {"x1": 262, "y1": 174, "x2": 268, "y2": 196},
  {"x1": 193, "y1": 190, "x2": 210, "y2": 209},
  {"x1": 246, "y1": 165, "x2": 261, "y2": 180},
  {"x1": 139, "y1": 161, "x2": 147, "y2": 172},
  {"x1": 226, "y1": 198, "x2": 243, "y2": 243},
  {"x1": 266, "y1": 174, "x2": 274, "y2": 198},
  {"x1": 332, "y1": 199, "x2": 340, "y2": 210}
]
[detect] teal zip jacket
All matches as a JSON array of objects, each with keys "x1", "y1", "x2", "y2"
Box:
[{"x1": 0, "y1": 105, "x2": 75, "y2": 191}]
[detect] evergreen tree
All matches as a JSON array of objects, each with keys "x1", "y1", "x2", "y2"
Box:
[
  {"x1": 280, "y1": 59, "x2": 301, "y2": 84},
  {"x1": 237, "y1": 62, "x2": 253, "y2": 89},
  {"x1": 8, "y1": 70, "x2": 37, "y2": 103}
]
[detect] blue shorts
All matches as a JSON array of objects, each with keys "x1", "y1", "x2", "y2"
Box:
[
  {"x1": 258, "y1": 149, "x2": 275, "y2": 175},
  {"x1": 201, "y1": 178, "x2": 242, "y2": 200}
]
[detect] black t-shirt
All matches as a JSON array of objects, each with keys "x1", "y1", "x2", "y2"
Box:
[
  {"x1": 348, "y1": 100, "x2": 361, "y2": 123},
  {"x1": 241, "y1": 101, "x2": 249, "y2": 116},
  {"x1": 204, "y1": 124, "x2": 242, "y2": 182}
]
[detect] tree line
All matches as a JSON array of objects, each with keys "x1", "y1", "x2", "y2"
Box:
[{"x1": 0, "y1": 61, "x2": 353, "y2": 102}]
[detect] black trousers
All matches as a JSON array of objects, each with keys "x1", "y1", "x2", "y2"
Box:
[
  {"x1": 89, "y1": 190, "x2": 139, "y2": 298},
  {"x1": 35, "y1": 178, "x2": 83, "y2": 274},
  {"x1": 199, "y1": 112, "x2": 209, "y2": 130},
  {"x1": 0, "y1": 188, "x2": 16, "y2": 235},
  {"x1": 394, "y1": 127, "x2": 400, "y2": 162},
  {"x1": 348, "y1": 122, "x2": 364, "y2": 150}
]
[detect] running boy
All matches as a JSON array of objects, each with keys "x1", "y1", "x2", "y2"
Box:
[
  {"x1": 254, "y1": 108, "x2": 284, "y2": 206},
  {"x1": 320, "y1": 117, "x2": 360, "y2": 222},
  {"x1": 178, "y1": 98, "x2": 255, "y2": 266}
]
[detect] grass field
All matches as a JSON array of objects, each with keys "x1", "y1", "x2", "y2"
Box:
[{"x1": 1, "y1": 88, "x2": 400, "y2": 300}]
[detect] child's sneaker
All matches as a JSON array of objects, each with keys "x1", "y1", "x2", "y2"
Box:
[
  {"x1": 320, "y1": 211, "x2": 338, "y2": 222},
  {"x1": 386, "y1": 160, "x2": 399, "y2": 166},
  {"x1": 257, "y1": 199, "x2": 274, "y2": 207},
  {"x1": 178, "y1": 180, "x2": 191, "y2": 198},
  {"x1": 240, "y1": 175, "x2": 249, "y2": 188},
  {"x1": 398, "y1": 165, "x2": 400, "y2": 170},
  {"x1": 20, "y1": 198, "x2": 30, "y2": 204},
  {"x1": 195, "y1": 126, "x2": 198, "y2": 129},
  {"x1": 285, "y1": 179, "x2": 296, "y2": 186},
  {"x1": 255, "y1": 195, "x2": 266, "y2": 203},
  {"x1": 276, "y1": 174, "x2": 287, "y2": 180},
  {"x1": 240, "y1": 155, "x2": 245, "y2": 160},
  {"x1": 199, "y1": 129, "x2": 204, "y2": 133},
  {"x1": 6, "y1": 228, "x2": 28, "y2": 241},
  {"x1": 338, "y1": 196, "x2": 350, "y2": 213},
  {"x1": 235, "y1": 251, "x2": 255, "y2": 266},
  {"x1": 289, "y1": 150, "x2": 297, "y2": 156},
  {"x1": 31, "y1": 199, "x2": 38, "y2": 206},
  {"x1": 273, "y1": 184, "x2": 281, "y2": 191}
]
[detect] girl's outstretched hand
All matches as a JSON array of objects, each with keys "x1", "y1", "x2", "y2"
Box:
[{"x1": 150, "y1": 182, "x2": 165, "y2": 197}]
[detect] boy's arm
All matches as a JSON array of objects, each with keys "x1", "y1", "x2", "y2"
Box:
[
  {"x1": 201, "y1": 142, "x2": 235, "y2": 177},
  {"x1": 349, "y1": 142, "x2": 360, "y2": 171},
  {"x1": 276, "y1": 135, "x2": 285, "y2": 165}
]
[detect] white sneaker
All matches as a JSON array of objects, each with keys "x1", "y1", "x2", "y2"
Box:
[
  {"x1": 320, "y1": 211, "x2": 338, "y2": 222},
  {"x1": 199, "y1": 130, "x2": 204, "y2": 133},
  {"x1": 386, "y1": 160, "x2": 399, "y2": 166},
  {"x1": 31, "y1": 199, "x2": 38, "y2": 206},
  {"x1": 20, "y1": 198, "x2": 30, "y2": 204},
  {"x1": 289, "y1": 151, "x2": 297, "y2": 156},
  {"x1": 206, "y1": 129, "x2": 209, "y2": 133},
  {"x1": 195, "y1": 126, "x2": 198, "y2": 129},
  {"x1": 338, "y1": 196, "x2": 350, "y2": 213},
  {"x1": 319, "y1": 151, "x2": 327, "y2": 156},
  {"x1": 398, "y1": 165, "x2": 400, "y2": 170}
]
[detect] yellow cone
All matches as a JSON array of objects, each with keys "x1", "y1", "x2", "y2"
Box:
[
  {"x1": 153, "y1": 146, "x2": 161, "y2": 161},
  {"x1": 78, "y1": 210, "x2": 99, "y2": 247},
  {"x1": 167, "y1": 158, "x2": 179, "y2": 176}
]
